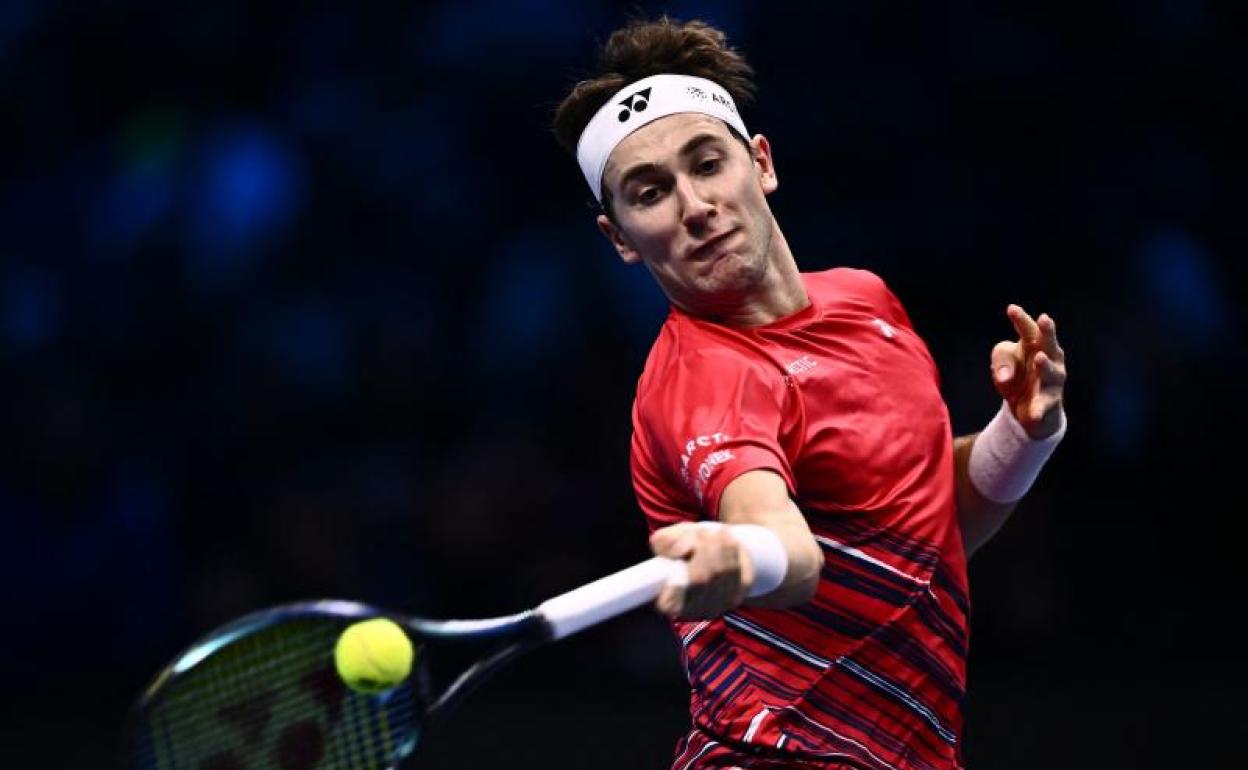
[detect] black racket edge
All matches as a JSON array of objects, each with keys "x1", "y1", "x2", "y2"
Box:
[
  {"x1": 403, "y1": 607, "x2": 555, "y2": 734},
  {"x1": 420, "y1": 634, "x2": 542, "y2": 732},
  {"x1": 121, "y1": 599, "x2": 555, "y2": 768}
]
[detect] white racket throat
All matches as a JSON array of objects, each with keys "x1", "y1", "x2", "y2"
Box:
[{"x1": 537, "y1": 523, "x2": 788, "y2": 640}]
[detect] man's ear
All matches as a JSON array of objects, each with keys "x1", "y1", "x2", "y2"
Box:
[
  {"x1": 597, "y1": 213, "x2": 642, "y2": 264},
  {"x1": 750, "y1": 133, "x2": 779, "y2": 195}
]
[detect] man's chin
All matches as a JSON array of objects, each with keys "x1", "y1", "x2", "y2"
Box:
[{"x1": 699, "y1": 252, "x2": 765, "y2": 293}]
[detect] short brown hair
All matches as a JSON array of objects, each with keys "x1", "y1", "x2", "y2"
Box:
[{"x1": 552, "y1": 16, "x2": 756, "y2": 157}]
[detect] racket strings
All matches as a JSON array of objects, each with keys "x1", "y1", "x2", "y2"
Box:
[
  {"x1": 150, "y1": 626, "x2": 337, "y2": 726},
  {"x1": 143, "y1": 624, "x2": 333, "y2": 761},
  {"x1": 143, "y1": 627, "x2": 414, "y2": 769},
  {"x1": 139, "y1": 623, "x2": 324, "y2": 767},
  {"x1": 134, "y1": 619, "x2": 418, "y2": 770}
]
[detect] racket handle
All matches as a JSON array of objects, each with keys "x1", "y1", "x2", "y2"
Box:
[
  {"x1": 538, "y1": 556, "x2": 684, "y2": 640},
  {"x1": 537, "y1": 523, "x2": 788, "y2": 640}
]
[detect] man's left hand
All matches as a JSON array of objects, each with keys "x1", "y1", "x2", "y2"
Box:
[{"x1": 990, "y1": 304, "x2": 1067, "y2": 439}]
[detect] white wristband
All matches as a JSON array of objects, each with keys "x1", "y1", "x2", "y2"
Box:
[
  {"x1": 692, "y1": 521, "x2": 788, "y2": 597},
  {"x1": 967, "y1": 402, "x2": 1066, "y2": 503}
]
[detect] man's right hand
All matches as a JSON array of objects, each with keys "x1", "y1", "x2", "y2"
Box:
[
  {"x1": 651, "y1": 470, "x2": 823, "y2": 619},
  {"x1": 650, "y1": 522, "x2": 756, "y2": 619}
]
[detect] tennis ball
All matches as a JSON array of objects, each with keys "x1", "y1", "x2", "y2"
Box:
[{"x1": 334, "y1": 617, "x2": 414, "y2": 694}]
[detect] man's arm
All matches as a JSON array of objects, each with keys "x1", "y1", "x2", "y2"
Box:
[
  {"x1": 650, "y1": 469, "x2": 823, "y2": 618},
  {"x1": 956, "y1": 305, "x2": 1067, "y2": 558},
  {"x1": 954, "y1": 432, "x2": 1017, "y2": 558}
]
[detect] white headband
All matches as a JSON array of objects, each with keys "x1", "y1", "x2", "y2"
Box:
[{"x1": 575, "y1": 73, "x2": 750, "y2": 203}]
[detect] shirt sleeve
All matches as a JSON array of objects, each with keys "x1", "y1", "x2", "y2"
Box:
[
  {"x1": 631, "y1": 348, "x2": 796, "y2": 529},
  {"x1": 875, "y1": 273, "x2": 941, "y2": 386},
  {"x1": 844, "y1": 266, "x2": 915, "y2": 332},
  {"x1": 882, "y1": 280, "x2": 916, "y2": 331}
]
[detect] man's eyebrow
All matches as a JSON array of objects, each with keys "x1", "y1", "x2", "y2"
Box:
[
  {"x1": 616, "y1": 162, "x2": 659, "y2": 191},
  {"x1": 614, "y1": 132, "x2": 730, "y2": 190},
  {"x1": 677, "y1": 132, "x2": 726, "y2": 158}
]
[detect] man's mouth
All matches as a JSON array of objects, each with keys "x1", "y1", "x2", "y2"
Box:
[{"x1": 688, "y1": 228, "x2": 738, "y2": 261}]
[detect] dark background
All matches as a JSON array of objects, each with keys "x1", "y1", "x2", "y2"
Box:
[{"x1": 3, "y1": 1, "x2": 1244, "y2": 767}]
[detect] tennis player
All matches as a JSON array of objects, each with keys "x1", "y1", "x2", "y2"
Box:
[{"x1": 554, "y1": 18, "x2": 1067, "y2": 770}]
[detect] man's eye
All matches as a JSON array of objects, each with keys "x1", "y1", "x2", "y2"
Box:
[
  {"x1": 637, "y1": 187, "x2": 662, "y2": 205},
  {"x1": 696, "y1": 158, "x2": 721, "y2": 174}
]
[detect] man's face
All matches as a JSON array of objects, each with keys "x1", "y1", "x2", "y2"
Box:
[{"x1": 596, "y1": 113, "x2": 779, "y2": 315}]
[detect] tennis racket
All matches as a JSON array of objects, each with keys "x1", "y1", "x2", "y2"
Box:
[{"x1": 125, "y1": 524, "x2": 786, "y2": 770}]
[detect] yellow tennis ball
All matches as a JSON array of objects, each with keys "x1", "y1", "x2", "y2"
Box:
[{"x1": 334, "y1": 617, "x2": 414, "y2": 694}]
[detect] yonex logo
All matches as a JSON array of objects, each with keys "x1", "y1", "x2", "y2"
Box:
[{"x1": 617, "y1": 87, "x2": 652, "y2": 122}]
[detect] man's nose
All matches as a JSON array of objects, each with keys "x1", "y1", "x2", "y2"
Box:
[{"x1": 676, "y1": 175, "x2": 716, "y2": 232}]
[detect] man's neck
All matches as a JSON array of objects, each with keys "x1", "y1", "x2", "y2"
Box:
[{"x1": 678, "y1": 228, "x2": 809, "y2": 327}]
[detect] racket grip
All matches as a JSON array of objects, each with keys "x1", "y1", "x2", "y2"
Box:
[
  {"x1": 537, "y1": 524, "x2": 788, "y2": 640},
  {"x1": 538, "y1": 556, "x2": 686, "y2": 640}
]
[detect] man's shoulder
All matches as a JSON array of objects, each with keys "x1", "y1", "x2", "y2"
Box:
[
  {"x1": 804, "y1": 266, "x2": 890, "y2": 298},
  {"x1": 634, "y1": 314, "x2": 765, "y2": 406}
]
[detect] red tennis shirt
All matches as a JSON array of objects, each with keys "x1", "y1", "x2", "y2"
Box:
[{"x1": 631, "y1": 268, "x2": 969, "y2": 770}]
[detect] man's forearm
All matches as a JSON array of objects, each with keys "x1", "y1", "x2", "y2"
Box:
[
  {"x1": 741, "y1": 505, "x2": 823, "y2": 608},
  {"x1": 719, "y1": 470, "x2": 823, "y2": 608},
  {"x1": 953, "y1": 433, "x2": 1018, "y2": 558}
]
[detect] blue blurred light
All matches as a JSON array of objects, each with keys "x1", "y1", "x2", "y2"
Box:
[
  {"x1": 0, "y1": 0, "x2": 39, "y2": 67},
  {"x1": 89, "y1": 109, "x2": 183, "y2": 256},
  {"x1": 1137, "y1": 227, "x2": 1226, "y2": 352},
  {"x1": 1, "y1": 267, "x2": 59, "y2": 348},
  {"x1": 264, "y1": 301, "x2": 349, "y2": 396},
  {"x1": 667, "y1": 1, "x2": 745, "y2": 35},
  {"x1": 185, "y1": 124, "x2": 303, "y2": 284},
  {"x1": 473, "y1": 232, "x2": 572, "y2": 370},
  {"x1": 89, "y1": 158, "x2": 177, "y2": 257},
  {"x1": 421, "y1": 0, "x2": 602, "y2": 61},
  {"x1": 289, "y1": 80, "x2": 360, "y2": 140},
  {"x1": 114, "y1": 459, "x2": 171, "y2": 541},
  {"x1": 597, "y1": 244, "x2": 669, "y2": 346},
  {"x1": 1140, "y1": 0, "x2": 1209, "y2": 44},
  {"x1": 1096, "y1": 348, "x2": 1148, "y2": 462}
]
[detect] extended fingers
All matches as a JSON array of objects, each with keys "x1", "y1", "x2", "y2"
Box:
[
  {"x1": 1032, "y1": 350, "x2": 1066, "y2": 387},
  {"x1": 1007, "y1": 304, "x2": 1041, "y2": 344},
  {"x1": 1010, "y1": 304, "x2": 1065, "y2": 362},
  {"x1": 1036, "y1": 313, "x2": 1065, "y2": 363}
]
